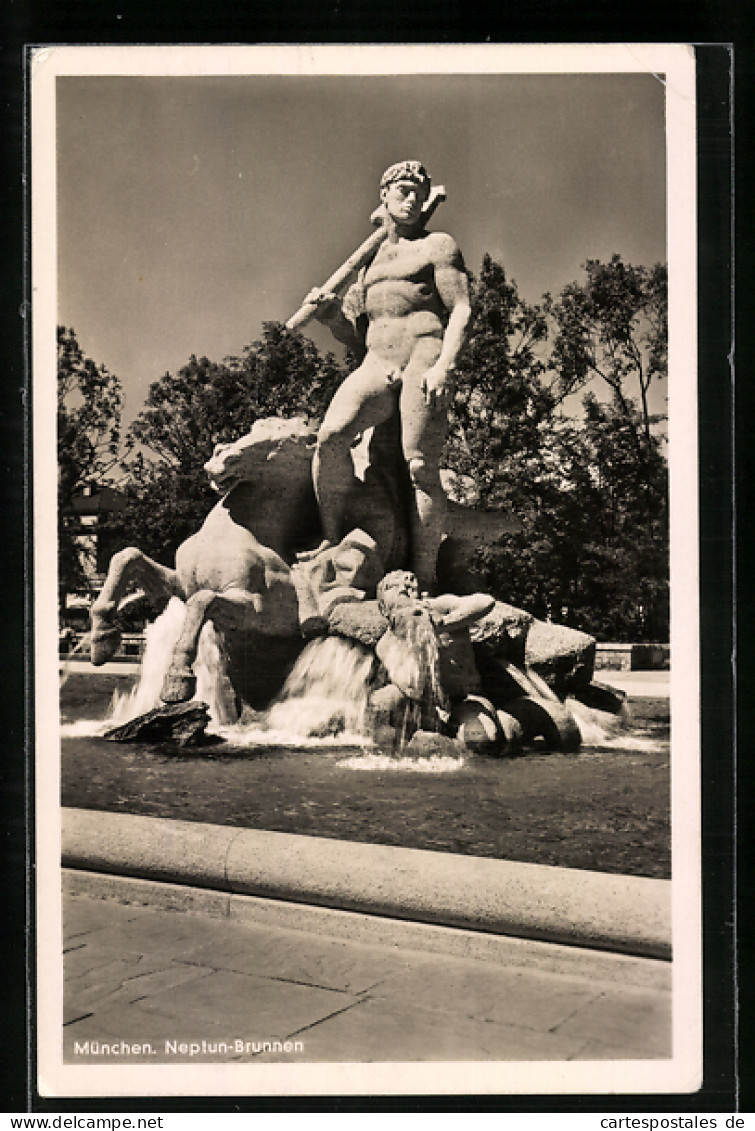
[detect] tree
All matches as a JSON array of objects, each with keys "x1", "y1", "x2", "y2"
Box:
[
  {"x1": 100, "y1": 459, "x2": 218, "y2": 569},
  {"x1": 445, "y1": 254, "x2": 554, "y2": 505},
  {"x1": 545, "y1": 254, "x2": 667, "y2": 445},
  {"x1": 442, "y1": 257, "x2": 596, "y2": 621},
  {"x1": 57, "y1": 326, "x2": 123, "y2": 602},
  {"x1": 465, "y1": 392, "x2": 669, "y2": 642},
  {"x1": 575, "y1": 392, "x2": 669, "y2": 641},
  {"x1": 443, "y1": 255, "x2": 669, "y2": 641}
]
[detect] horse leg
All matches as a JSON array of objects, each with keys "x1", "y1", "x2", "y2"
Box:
[
  {"x1": 161, "y1": 589, "x2": 217, "y2": 702},
  {"x1": 161, "y1": 586, "x2": 267, "y2": 704},
  {"x1": 90, "y1": 548, "x2": 180, "y2": 665}
]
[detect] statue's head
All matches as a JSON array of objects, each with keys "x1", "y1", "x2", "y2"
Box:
[
  {"x1": 379, "y1": 161, "x2": 431, "y2": 226},
  {"x1": 377, "y1": 570, "x2": 421, "y2": 617}
]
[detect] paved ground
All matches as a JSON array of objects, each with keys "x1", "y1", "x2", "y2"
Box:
[
  {"x1": 62, "y1": 880, "x2": 672, "y2": 1065},
  {"x1": 596, "y1": 671, "x2": 670, "y2": 698}
]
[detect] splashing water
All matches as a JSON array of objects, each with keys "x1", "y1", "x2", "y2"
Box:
[
  {"x1": 60, "y1": 604, "x2": 191, "y2": 738},
  {"x1": 107, "y1": 598, "x2": 187, "y2": 725},
  {"x1": 376, "y1": 603, "x2": 448, "y2": 748},
  {"x1": 564, "y1": 696, "x2": 661, "y2": 752},
  {"x1": 106, "y1": 598, "x2": 239, "y2": 729},
  {"x1": 564, "y1": 697, "x2": 623, "y2": 744},
  {"x1": 61, "y1": 590, "x2": 656, "y2": 762},
  {"x1": 194, "y1": 621, "x2": 239, "y2": 726},
  {"x1": 253, "y1": 635, "x2": 376, "y2": 744},
  {"x1": 61, "y1": 597, "x2": 236, "y2": 736},
  {"x1": 401, "y1": 604, "x2": 447, "y2": 718},
  {"x1": 59, "y1": 631, "x2": 95, "y2": 688},
  {"x1": 520, "y1": 666, "x2": 561, "y2": 702},
  {"x1": 337, "y1": 751, "x2": 465, "y2": 773},
  {"x1": 61, "y1": 606, "x2": 189, "y2": 737},
  {"x1": 62, "y1": 600, "x2": 378, "y2": 747}
]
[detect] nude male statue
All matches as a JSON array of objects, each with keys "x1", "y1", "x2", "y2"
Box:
[{"x1": 298, "y1": 161, "x2": 472, "y2": 593}]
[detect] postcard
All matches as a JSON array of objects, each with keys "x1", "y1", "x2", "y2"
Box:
[{"x1": 33, "y1": 43, "x2": 702, "y2": 1100}]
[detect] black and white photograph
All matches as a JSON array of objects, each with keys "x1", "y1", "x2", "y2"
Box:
[{"x1": 33, "y1": 43, "x2": 701, "y2": 1098}]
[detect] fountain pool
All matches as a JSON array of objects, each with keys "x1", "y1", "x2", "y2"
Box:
[{"x1": 60, "y1": 662, "x2": 670, "y2": 879}]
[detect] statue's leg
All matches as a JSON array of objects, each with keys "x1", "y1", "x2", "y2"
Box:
[
  {"x1": 399, "y1": 344, "x2": 449, "y2": 594},
  {"x1": 90, "y1": 547, "x2": 180, "y2": 665},
  {"x1": 301, "y1": 355, "x2": 397, "y2": 558}
]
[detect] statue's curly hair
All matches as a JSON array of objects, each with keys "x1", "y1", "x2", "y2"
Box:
[
  {"x1": 380, "y1": 161, "x2": 431, "y2": 191},
  {"x1": 376, "y1": 570, "x2": 420, "y2": 618}
]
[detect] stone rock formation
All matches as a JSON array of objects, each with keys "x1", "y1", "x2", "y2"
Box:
[{"x1": 104, "y1": 701, "x2": 214, "y2": 747}]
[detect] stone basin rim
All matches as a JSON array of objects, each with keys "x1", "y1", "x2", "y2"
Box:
[{"x1": 60, "y1": 807, "x2": 671, "y2": 960}]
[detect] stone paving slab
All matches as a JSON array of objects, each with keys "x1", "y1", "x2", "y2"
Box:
[
  {"x1": 63, "y1": 897, "x2": 152, "y2": 942},
  {"x1": 548, "y1": 983, "x2": 673, "y2": 1057},
  {"x1": 67, "y1": 958, "x2": 216, "y2": 1011},
  {"x1": 64, "y1": 1002, "x2": 94, "y2": 1027},
  {"x1": 134, "y1": 968, "x2": 356, "y2": 1038},
  {"x1": 180, "y1": 927, "x2": 418, "y2": 994},
  {"x1": 63, "y1": 942, "x2": 133, "y2": 979},
  {"x1": 64, "y1": 1001, "x2": 240, "y2": 1063},
  {"x1": 570, "y1": 1039, "x2": 659, "y2": 1061},
  {"x1": 62, "y1": 889, "x2": 672, "y2": 1065},
  {"x1": 70, "y1": 908, "x2": 252, "y2": 960},
  {"x1": 366, "y1": 959, "x2": 603, "y2": 1032},
  {"x1": 258, "y1": 997, "x2": 584, "y2": 1063}
]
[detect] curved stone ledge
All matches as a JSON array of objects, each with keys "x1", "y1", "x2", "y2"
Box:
[{"x1": 61, "y1": 808, "x2": 671, "y2": 959}]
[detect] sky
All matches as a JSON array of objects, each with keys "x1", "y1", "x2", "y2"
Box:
[{"x1": 56, "y1": 68, "x2": 667, "y2": 427}]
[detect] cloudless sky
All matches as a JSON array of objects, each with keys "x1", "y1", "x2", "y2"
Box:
[{"x1": 56, "y1": 71, "x2": 667, "y2": 426}]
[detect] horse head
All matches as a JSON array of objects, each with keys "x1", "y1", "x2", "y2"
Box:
[{"x1": 204, "y1": 416, "x2": 318, "y2": 496}]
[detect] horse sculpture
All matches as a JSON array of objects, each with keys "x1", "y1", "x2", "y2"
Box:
[{"x1": 89, "y1": 415, "x2": 421, "y2": 711}]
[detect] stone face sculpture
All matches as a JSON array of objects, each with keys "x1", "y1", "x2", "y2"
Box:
[{"x1": 369, "y1": 570, "x2": 504, "y2": 751}]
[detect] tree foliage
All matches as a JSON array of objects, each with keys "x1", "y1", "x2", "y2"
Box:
[
  {"x1": 545, "y1": 254, "x2": 668, "y2": 444},
  {"x1": 57, "y1": 326, "x2": 123, "y2": 597},
  {"x1": 100, "y1": 460, "x2": 218, "y2": 569},
  {"x1": 446, "y1": 255, "x2": 554, "y2": 503},
  {"x1": 444, "y1": 256, "x2": 668, "y2": 641},
  {"x1": 129, "y1": 323, "x2": 344, "y2": 472}
]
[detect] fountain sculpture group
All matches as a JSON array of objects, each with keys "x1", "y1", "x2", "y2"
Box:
[
  {"x1": 90, "y1": 413, "x2": 608, "y2": 753},
  {"x1": 88, "y1": 160, "x2": 618, "y2": 752}
]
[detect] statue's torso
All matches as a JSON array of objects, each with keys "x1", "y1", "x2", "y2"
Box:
[{"x1": 363, "y1": 233, "x2": 446, "y2": 367}]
